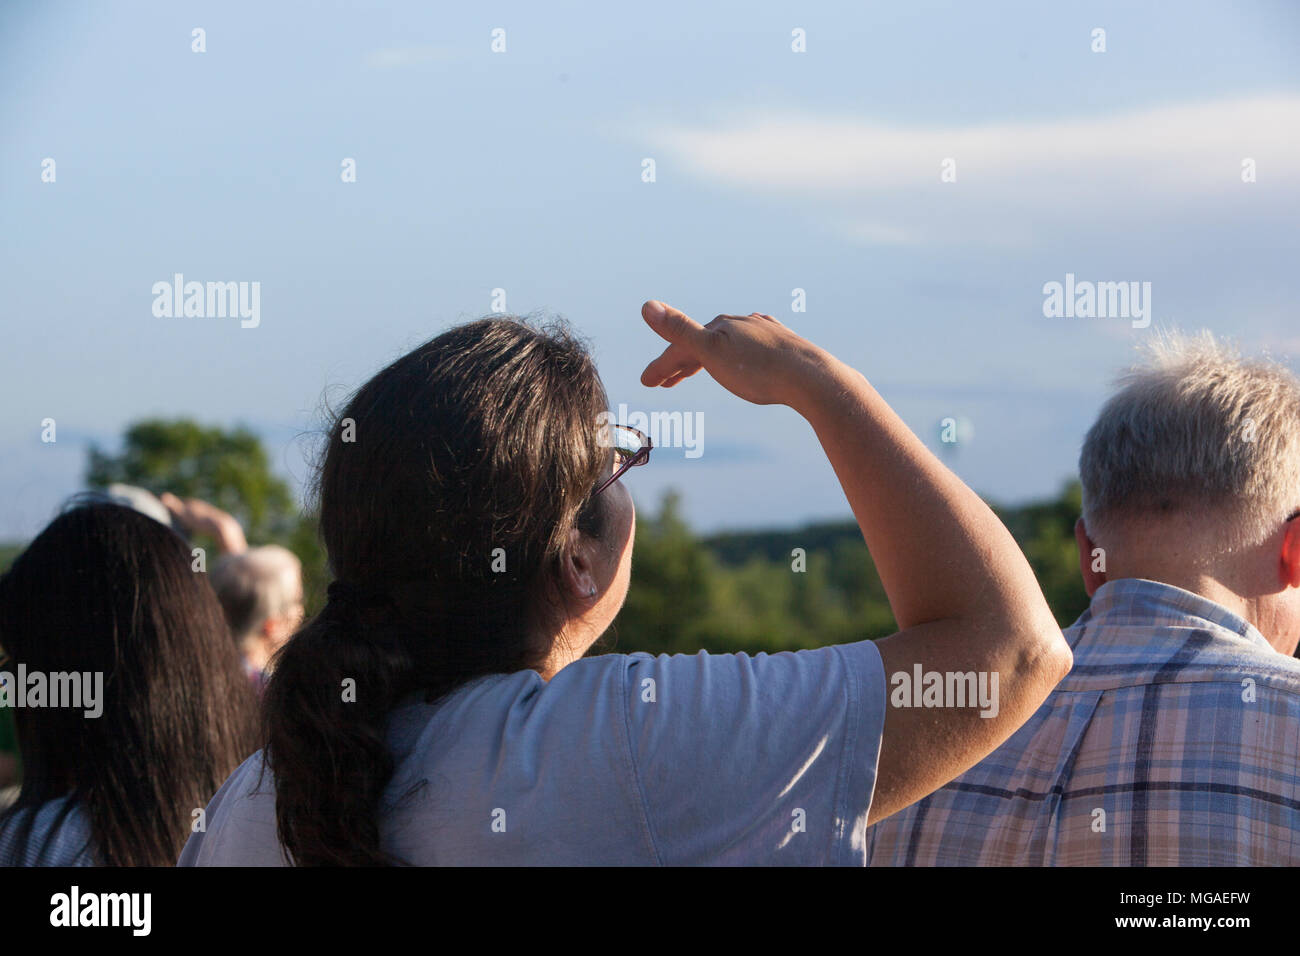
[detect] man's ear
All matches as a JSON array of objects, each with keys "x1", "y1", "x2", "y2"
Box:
[
  {"x1": 261, "y1": 615, "x2": 290, "y2": 645},
  {"x1": 558, "y1": 526, "x2": 598, "y2": 603},
  {"x1": 1280, "y1": 516, "x2": 1300, "y2": 590},
  {"x1": 1075, "y1": 518, "x2": 1107, "y2": 598}
]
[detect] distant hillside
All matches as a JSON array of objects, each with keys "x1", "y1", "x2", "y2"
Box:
[
  {"x1": 702, "y1": 520, "x2": 862, "y2": 567},
  {"x1": 690, "y1": 480, "x2": 1089, "y2": 635}
]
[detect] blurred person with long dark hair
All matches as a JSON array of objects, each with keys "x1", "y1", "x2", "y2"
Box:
[
  {"x1": 0, "y1": 500, "x2": 260, "y2": 866},
  {"x1": 181, "y1": 303, "x2": 1071, "y2": 866}
]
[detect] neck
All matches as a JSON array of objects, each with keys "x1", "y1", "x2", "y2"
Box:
[
  {"x1": 536, "y1": 637, "x2": 580, "y2": 682},
  {"x1": 1151, "y1": 571, "x2": 1253, "y2": 622},
  {"x1": 533, "y1": 619, "x2": 601, "y2": 681},
  {"x1": 1105, "y1": 565, "x2": 1289, "y2": 652}
]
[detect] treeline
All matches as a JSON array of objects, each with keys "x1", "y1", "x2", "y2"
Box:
[
  {"x1": 0, "y1": 420, "x2": 1091, "y2": 657},
  {"x1": 606, "y1": 482, "x2": 1089, "y2": 657}
]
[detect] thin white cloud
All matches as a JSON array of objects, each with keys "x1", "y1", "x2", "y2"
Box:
[{"x1": 646, "y1": 96, "x2": 1300, "y2": 245}]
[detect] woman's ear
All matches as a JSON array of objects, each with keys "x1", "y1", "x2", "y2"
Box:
[
  {"x1": 558, "y1": 526, "x2": 599, "y2": 603},
  {"x1": 1075, "y1": 518, "x2": 1107, "y2": 597}
]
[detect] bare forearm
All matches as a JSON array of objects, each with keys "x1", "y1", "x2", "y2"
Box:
[
  {"x1": 162, "y1": 493, "x2": 248, "y2": 554},
  {"x1": 209, "y1": 513, "x2": 248, "y2": 554}
]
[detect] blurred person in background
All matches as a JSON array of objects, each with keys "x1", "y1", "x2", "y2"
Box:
[
  {"x1": 162, "y1": 494, "x2": 304, "y2": 691},
  {"x1": 210, "y1": 546, "x2": 304, "y2": 692},
  {"x1": 867, "y1": 331, "x2": 1300, "y2": 866},
  {"x1": 0, "y1": 499, "x2": 259, "y2": 866},
  {"x1": 181, "y1": 303, "x2": 1070, "y2": 866}
]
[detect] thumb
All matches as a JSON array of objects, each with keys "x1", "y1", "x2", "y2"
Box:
[
  {"x1": 640, "y1": 301, "x2": 708, "y2": 387},
  {"x1": 641, "y1": 300, "x2": 706, "y2": 347}
]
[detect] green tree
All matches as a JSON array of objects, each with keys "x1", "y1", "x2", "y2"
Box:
[
  {"x1": 628, "y1": 479, "x2": 1091, "y2": 656},
  {"x1": 86, "y1": 418, "x2": 328, "y2": 612},
  {"x1": 609, "y1": 490, "x2": 714, "y2": 655},
  {"x1": 995, "y1": 480, "x2": 1089, "y2": 627},
  {"x1": 87, "y1": 419, "x2": 294, "y2": 541}
]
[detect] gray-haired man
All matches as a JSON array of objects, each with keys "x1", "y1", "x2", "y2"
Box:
[{"x1": 867, "y1": 331, "x2": 1300, "y2": 865}]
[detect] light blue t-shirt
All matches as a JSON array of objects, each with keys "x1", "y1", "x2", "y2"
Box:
[
  {"x1": 179, "y1": 641, "x2": 886, "y2": 866},
  {"x1": 0, "y1": 796, "x2": 96, "y2": 866}
]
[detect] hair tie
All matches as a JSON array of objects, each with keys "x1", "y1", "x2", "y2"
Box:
[{"x1": 326, "y1": 580, "x2": 395, "y2": 611}]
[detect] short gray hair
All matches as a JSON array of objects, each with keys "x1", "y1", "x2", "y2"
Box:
[
  {"x1": 210, "y1": 545, "x2": 302, "y2": 641},
  {"x1": 1080, "y1": 330, "x2": 1300, "y2": 551}
]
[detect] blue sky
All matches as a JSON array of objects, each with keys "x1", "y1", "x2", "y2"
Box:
[{"x1": 2, "y1": 1, "x2": 1298, "y2": 539}]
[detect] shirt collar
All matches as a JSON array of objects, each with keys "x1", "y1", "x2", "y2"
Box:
[{"x1": 1084, "y1": 577, "x2": 1272, "y2": 651}]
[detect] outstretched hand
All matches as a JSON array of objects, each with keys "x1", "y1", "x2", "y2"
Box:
[{"x1": 639, "y1": 300, "x2": 825, "y2": 408}]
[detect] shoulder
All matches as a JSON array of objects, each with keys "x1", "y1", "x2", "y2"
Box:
[
  {"x1": 0, "y1": 796, "x2": 96, "y2": 866},
  {"x1": 179, "y1": 750, "x2": 284, "y2": 866}
]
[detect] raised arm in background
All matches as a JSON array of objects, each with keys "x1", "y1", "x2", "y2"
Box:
[{"x1": 160, "y1": 493, "x2": 249, "y2": 555}]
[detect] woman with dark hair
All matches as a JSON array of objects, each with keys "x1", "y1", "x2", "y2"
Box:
[
  {"x1": 181, "y1": 302, "x2": 1071, "y2": 866},
  {"x1": 0, "y1": 500, "x2": 259, "y2": 866}
]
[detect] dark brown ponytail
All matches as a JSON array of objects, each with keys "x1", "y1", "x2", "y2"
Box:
[{"x1": 263, "y1": 317, "x2": 609, "y2": 865}]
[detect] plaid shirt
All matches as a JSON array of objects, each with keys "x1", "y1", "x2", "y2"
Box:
[{"x1": 866, "y1": 577, "x2": 1300, "y2": 866}]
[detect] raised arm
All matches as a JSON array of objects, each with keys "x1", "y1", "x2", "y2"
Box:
[
  {"x1": 639, "y1": 301, "x2": 1072, "y2": 825},
  {"x1": 160, "y1": 493, "x2": 249, "y2": 555}
]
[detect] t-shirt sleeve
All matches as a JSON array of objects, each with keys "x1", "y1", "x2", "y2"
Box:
[
  {"x1": 621, "y1": 639, "x2": 886, "y2": 865},
  {"x1": 178, "y1": 752, "x2": 287, "y2": 867}
]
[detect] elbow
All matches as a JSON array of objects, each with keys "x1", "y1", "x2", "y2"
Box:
[
  {"x1": 988, "y1": 618, "x2": 1072, "y2": 725},
  {"x1": 1022, "y1": 615, "x2": 1073, "y2": 688}
]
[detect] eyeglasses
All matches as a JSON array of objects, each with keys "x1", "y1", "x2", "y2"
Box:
[{"x1": 594, "y1": 424, "x2": 652, "y2": 496}]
